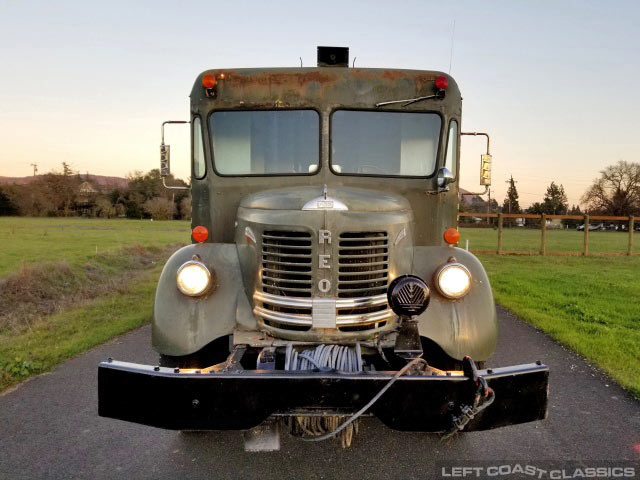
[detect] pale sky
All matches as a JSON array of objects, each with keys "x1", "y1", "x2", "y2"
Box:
[{"x1": 1, "y1": 0, "x2": 639, "y2": 207}]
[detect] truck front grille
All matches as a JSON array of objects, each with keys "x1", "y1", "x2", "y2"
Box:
[
  {"x1": 255, "y1": 229, "x2": 393, "y2": 334},
  {"x1": 261, "y1": 231, "x2": 313, "y2": 299},
  {"x1": 337, "y1": 232, "x2": 389, "y2": 299}
]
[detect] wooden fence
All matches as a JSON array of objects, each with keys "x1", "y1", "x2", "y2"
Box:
[{"x1": 458, "y1": 213, "x2": 637, "y2": 256}]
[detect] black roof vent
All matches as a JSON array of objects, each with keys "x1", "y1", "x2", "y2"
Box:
[{"x1": 317, "y1": 46, "x2": 349, "y2": 67}]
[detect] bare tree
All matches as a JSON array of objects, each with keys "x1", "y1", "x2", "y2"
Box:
[{"x1": 582, "y1": 161, "x2": 640, "y2": 215}]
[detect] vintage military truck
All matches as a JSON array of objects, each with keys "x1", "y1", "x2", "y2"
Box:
[{"x1": 98, "y1": 47, "x2": 548, "y2": 449}]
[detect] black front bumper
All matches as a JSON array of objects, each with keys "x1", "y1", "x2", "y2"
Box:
[{"x1": 98, "y1": 360, "x2": 548, "y2": 432}]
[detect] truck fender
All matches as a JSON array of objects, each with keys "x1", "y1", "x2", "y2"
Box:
[
  {"x1": 152, "y1": 243, "x2": 256, "y2": 356},
  {"x1": 411, "y1": 246, "x2": 497, "y2": 361}
]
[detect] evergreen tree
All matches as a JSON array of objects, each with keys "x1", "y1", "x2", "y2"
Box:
[
  {"x1": 502, "y1": 176, "x2": 521, "y2": 214},
  {"x1": 542, "y1": 182, "x2": 568, "y2": 214}
]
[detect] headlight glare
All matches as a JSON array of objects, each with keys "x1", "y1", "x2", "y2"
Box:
[
  {"x1": 436, "y1": 263, "x2": 471, "y2": 299},
  {"x1": 176, "y1": 261, "x2": 211, "y2": 297}
]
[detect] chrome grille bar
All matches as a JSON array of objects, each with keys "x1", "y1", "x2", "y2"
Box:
[
  {"x1": 261, "y1": 230, "x2": 313, "y2": 298},
  {"x1": 337, "y1": 231, "x2": 389, "y2": 299}
]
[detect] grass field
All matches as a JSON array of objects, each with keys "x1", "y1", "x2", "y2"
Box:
[
  {"x1": 0, "y1": 265, "x2": 162, "y2": 390},
  {"x1": 0, "y1": 217, "x2": 189, "y2": 278},
  {"x1": 459, "y1": 226, "x2": 638, "y2": 255},
  {"x1": 462, "y1": 227, "x2": 640, "y2": 397},
  {"x1": 0, "y1": 218, "x2": 189, "y2": 391},
  {"x1": 1, "y1": 219, "x2": 638, "y2": 399}
]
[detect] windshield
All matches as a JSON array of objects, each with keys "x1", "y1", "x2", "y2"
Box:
[
  {"x1": 331, "y1": 110, "x2": 441, "y2": 176},
  {"x1": 210, "y1": 110, "x2": 319, "y2": 175}
]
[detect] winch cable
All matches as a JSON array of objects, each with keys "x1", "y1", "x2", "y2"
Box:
[
  {"x1": 301, "y1": 357, "x2": 428, "y2": 443},
  {"x1": 285, "y1": 343, "x2": 363, "y2": 373},
  {"x1": 285, "y1": 343, "x2": 428, "y2": 445}
]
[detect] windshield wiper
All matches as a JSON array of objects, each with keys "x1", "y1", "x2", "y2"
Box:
[{"x1": 375, "y1": 92, "x2": 443, "y2": 108}]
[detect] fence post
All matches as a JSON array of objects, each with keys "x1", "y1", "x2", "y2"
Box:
[
  {"x1": 629, "y1": 216, "x2": 635, "y2": 256},
  {"x1": 540, "y1": 214, "x2": 547, "y2": 256},
  {"x1": 583, "y1": 214, "x2": 589, "y2": 256},
  {"x1": 497, "y1": 213, "x2": 504, "y2": 255}
]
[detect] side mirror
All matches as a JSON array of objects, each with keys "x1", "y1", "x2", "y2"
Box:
[
  {"x1": 437, "y1": 167, "x2": 455, "y2": 188},
  {"x1": 480, "y1": 154, "x2": 492, "y2": 186},
  {"x1": 160, "y1": 120, "x2": 189, "y2": 178},
  {"x1": 160, "y1": 120, "x2": 190, "y2": 190},
  {"x1": 160, "y1": 144, "x2": 171, "y2": 177}
]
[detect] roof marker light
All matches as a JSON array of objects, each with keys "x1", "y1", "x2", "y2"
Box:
[
  {"x1": 435, "y1": 76, "x2": 448, "y2": 90},
  {"x1": 202, "y1": 74, "x2": 216, "y2": 89}
]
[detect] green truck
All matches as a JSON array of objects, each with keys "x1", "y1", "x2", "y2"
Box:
[{"x1": 99, "y1": 47, "x2": 548, "y2": 449}]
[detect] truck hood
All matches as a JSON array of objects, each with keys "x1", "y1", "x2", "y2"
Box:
[{"x1": 239, "y1": 186, "x2": 411, "y2": 212}]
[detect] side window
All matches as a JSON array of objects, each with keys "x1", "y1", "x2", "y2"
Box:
[
  {"x1": 193, "y1": 116, "x2": 206, "y2": 179},
  {"x1": 444, "y1": 119, "x2": 458, "y2": 178}
]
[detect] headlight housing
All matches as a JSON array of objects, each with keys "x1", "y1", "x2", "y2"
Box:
[
  {"x1": 435, "y1": 263, "x2": 471, "y2": 299},
  {"x1": 176, "y1": 260, "x2": 212, "y2": 297}
]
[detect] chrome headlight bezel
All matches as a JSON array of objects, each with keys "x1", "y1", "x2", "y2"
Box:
[
  {"x1": 176, "y1": 260, "x2": 212, "y2": 297},
  {"x1": 434, "y1": 263, "x2": 472, "y2": 299}
]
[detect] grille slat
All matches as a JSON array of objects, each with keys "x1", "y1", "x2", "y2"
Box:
[
  {"x1": 337, "y1": 252, "x2": 388, "y2": 259},
  {"x1": 338, "y1": 277, "x2": 388, "y2": 285},
  {"x1": 338, "y1": 245, "x2": 388, "y2": 251},
  {"x1": 262, "y1": 275, "x2": 312, "y2": 285},
  {"x1": 262, "y1": 251, "x2": 312, "y2": 259},
  {"x1": 262, "y1": 260, "x2": 312, "y2": 269},
  {"x1": 262, "y1": 243, "x2": 311, "y2": 250}
]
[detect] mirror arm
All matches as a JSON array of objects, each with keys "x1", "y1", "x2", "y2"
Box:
[
  {"x1": 161, "y1": 120, "x2": 189, "y2": 144},
  {"x1": 461, "y1": 132, "x2": 490, "y2": 154},
  {"x1": 162, "y1": 177, "x2": 189, "y2": 191},
  {"x1": 460, "y1": 185, "x2": 489, "y2": 196}
]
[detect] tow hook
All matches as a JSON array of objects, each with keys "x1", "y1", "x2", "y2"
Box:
[{"x1": 442, "y1": 356, "x2": 495, "y2": 440}]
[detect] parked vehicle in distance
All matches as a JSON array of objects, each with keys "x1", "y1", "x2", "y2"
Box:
[{"x1": 577, "y1": 223, "x2": 606, "y2": 231}]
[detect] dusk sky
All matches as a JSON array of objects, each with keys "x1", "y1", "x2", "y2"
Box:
[{"x1": 1, "y1": 0, "x2": 639, "y2": 207}]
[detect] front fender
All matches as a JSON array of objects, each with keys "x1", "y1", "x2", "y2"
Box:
[
  {"x1": 152, "y1": 243, "x2": 256, "y2": 356},
  {"x1": 412, "y1": 246, "x2": 497, "y2": 361}
]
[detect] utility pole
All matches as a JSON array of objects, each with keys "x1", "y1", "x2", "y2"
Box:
[
  {"x1": 486, "y1": 188, "x2": 491, "y2": 225},
  {"x1": 30, "y1": 163, "x2": 38, "y2": 176},
  {"x1": 505, "y1": 177, "x2": 518, "y2": 214}
]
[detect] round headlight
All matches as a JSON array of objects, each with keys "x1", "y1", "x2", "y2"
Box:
[
  {"x1": 435, "y1": 263, "x2": 471, "y2": 299},
  {"x1": 176, "y1": 261, "x2": 212, "y2": 297}
]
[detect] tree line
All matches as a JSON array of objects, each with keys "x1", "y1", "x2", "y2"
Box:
[
  {"x1": 461, "y1": 161, "x2": 640, "y2": 218},
  {"x1": 0, "y1": 164, "x2": 190, "y2": 220}
]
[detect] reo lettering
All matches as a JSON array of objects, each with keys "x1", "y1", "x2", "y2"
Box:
[
  {"x1": 318, "y1": 279, "x2": 331, "y2": 293},
  {"x1": 319, "y1": 254, "x2": 331, "y2": 269},
  {"x1": 319, "y1": 230, "x2": 332, "y2": 244}
]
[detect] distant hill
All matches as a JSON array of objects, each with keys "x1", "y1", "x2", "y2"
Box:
[
  {"x1": 459, "y1": 187, "x2": 486, "y2": 206},
  {"x1": 0, "y1": 174, "x2": 129, "y2": 190}
]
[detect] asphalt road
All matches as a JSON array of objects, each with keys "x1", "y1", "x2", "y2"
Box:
[{"x1": 1, "y1": 306, "x2": 639, "y2": 480}]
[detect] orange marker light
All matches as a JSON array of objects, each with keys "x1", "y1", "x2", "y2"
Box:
[
  {"x1": 192, "y1": 226, "x2": 209, "y2": 243},
  {"x1": 443, "y1": 228, "x2": 460, "y2": 245},
  {"x1": 202, "y1": 74, "x2": 216, "y2": 89}
]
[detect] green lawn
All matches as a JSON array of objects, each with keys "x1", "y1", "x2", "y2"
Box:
[
  {"x1": 477, "y1": 253, "x2": 640, "y2": 397},
  {"x1": 0, "y1": 217, "x2": 190, "y2": 391},
  {"x1": 0, "y1": 265, "x2": 162, "y2": 390},
  {"x1": 459, "y1": 226, "x2": 637, "y2": 255},
  {"x1": 0, "y1": 217, "x2": 190, "y2": 278}
]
